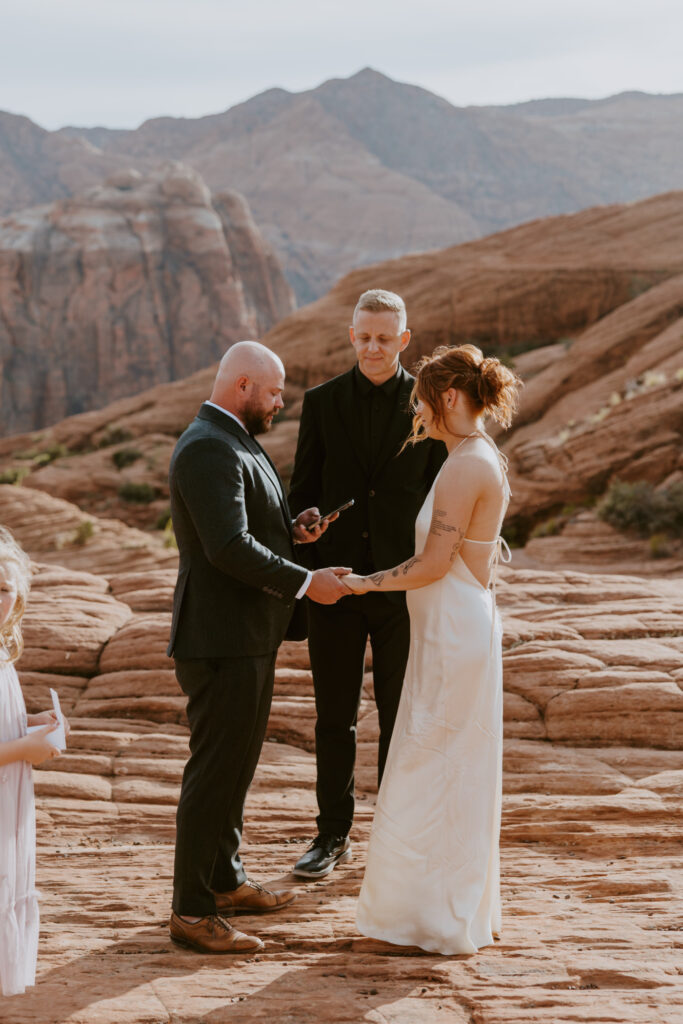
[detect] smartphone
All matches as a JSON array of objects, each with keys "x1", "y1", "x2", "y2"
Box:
[{"x1": 306, "y1": 498, "x2": 355, "y2": 530}]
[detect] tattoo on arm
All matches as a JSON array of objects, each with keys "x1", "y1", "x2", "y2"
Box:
[
  {"x1": 449, "y1": 533, "x2": 465, "y2": 563},
  {"x1": 430, "y1": 509, "x2": 461, "y2": 536},
  {"x1": 430, "y1": 508, "x2": 465, "y2": 560},
  {"x1": 370, "y1": 556, "x2": 422, "y2": 588}
]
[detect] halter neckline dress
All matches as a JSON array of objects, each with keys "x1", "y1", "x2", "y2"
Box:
[{"x1": 356, "y1": 431, "x2": 510, "y2": 954}]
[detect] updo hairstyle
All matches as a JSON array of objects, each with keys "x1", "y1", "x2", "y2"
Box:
[{"x1": 407, "y1": 344, "x2": 522, "y2": 445}]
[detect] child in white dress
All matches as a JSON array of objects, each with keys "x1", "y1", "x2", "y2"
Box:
[{"x1": 0, "y1": 527, "x2": 64, "y2": 997}]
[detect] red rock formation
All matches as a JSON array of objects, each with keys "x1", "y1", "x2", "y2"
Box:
[
  {"x1": 2, "y1": 190, "x2": 682, "y2": 556},
  {"x1": 0, "y1": 163, "x2": 294, "y2": 435}
]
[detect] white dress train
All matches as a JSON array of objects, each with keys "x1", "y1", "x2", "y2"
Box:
[
  {"x1": 356, "y1": 437, "x2": 510, "y2": 955},
  {"x1": 0, "y1": 659, "x2": 39, "y2": 996}
]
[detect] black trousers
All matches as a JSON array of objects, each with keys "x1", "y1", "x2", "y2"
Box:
[
  {"x1": 308, "y1": 592, "x2": 410, "y2": 837},
  {"x1": 172, "y1": 652, "x2": 276, "y2": 917}
]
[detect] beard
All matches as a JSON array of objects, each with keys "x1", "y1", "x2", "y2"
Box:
[{"x1": 242, "y1": 398, "x2": 275, "y2": 436}]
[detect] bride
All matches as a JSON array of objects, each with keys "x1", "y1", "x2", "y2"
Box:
[{"x1": 343, "y1": 343, "x2": 522, "y2": 955}]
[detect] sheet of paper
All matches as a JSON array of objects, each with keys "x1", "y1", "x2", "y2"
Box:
[{"x1": 26, "y1": 688, "x2": 67, "y2": 750}]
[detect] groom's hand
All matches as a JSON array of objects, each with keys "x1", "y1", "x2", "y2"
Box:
[
  {"x1": 292, "y1": 507, "x2": 339, "y2": 544},
  {"x1": 307, "y1": 567, "x2": 352, "y2": 604}
]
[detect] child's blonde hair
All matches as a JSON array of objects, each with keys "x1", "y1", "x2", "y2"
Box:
[{"x1": 0, "y1": 527, "x2": 32, "y2": 663}]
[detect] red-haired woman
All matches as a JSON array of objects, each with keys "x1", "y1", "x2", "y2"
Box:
[{"x1": 344, "y1": 344, "x2": 522, "y2": 955}]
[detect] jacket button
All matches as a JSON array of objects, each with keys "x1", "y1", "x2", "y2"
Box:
[
  {"x1": 369, "y1": 489, "x2": 375, "y2": 497},
  {"x1": 362, "y1": 530, "x2": 369, "y2": 539}
]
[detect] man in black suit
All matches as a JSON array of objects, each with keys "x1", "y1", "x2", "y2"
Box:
[
  {"x1": 289, "y1": 290, "x2": 446, "y2": 878},
  {"x1": 167, "y1": 341, "x2": 350, "y2": 954}
]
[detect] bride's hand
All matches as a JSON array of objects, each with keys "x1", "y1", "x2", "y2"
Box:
[{"x1": 342, "y1": 573, "x2": 369, "y2": 594}]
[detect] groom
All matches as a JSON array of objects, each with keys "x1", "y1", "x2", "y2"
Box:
[
  {"x1": 167, "y1": 341, "x2": 350, "y2": 954},
  {"x1": 289, "y1": 289, "x2": 446, "y2": 878}
]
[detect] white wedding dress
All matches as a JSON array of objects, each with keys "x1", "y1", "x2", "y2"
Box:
[{"x1": 356, "y1": 435, "x2": 510, "y2": 955}]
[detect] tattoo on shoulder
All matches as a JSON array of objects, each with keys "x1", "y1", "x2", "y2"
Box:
[{"x1": 430, "y1": 509, "x2": 462, "y2": 537}]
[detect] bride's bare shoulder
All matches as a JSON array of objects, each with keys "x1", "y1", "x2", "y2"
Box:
[{"x1": 436, "y1": 449, "x2": 494, "y2": 493}]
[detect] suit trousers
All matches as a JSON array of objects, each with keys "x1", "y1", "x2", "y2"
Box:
[
  {"x1": 172, "y1": 652, "x2": 276, "y2": 916},
  {"x1": 308, "y1": 592, "x2": 410, "y2": 837}
]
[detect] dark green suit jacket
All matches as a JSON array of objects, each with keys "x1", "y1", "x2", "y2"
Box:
[{"x1": 167, "y1": 403, "x2": 308, "y2": 658}]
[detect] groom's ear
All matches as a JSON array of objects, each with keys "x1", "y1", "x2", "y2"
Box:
[{"x1": 399, "y1": 329, "x2": 411, "y2": 352}]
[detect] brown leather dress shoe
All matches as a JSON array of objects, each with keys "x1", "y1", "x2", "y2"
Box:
[
  {"x1": 214, "y1": 879, "x2": 296, "y2": 916},
  {"x1": 169, "y1": 912, "x2": 264, "y2": 953}
]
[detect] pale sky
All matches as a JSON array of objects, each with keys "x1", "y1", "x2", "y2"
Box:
[{"x1": 3, "y1": 0, "x2": 682, "y2": 130}]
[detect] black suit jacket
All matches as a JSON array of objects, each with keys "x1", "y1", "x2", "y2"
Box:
[
  {"x1": 167, "y1": 403, "x2": 308, "y2": 658},
  {"x1": 288, "y1": 366, "x2": 446, "y2": 592}
]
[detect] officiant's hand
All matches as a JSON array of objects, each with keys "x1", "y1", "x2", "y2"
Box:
[
  {"x1": 341, "y1": 573, "x2": 370, "y2": 594},
  {"x1": 292, "y1": 507, "x2": 339, "y2": 544}
]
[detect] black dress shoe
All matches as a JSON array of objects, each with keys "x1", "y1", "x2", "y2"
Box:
[{"x1": 293, "y1": 833, "x2": 352, "y2": 878}]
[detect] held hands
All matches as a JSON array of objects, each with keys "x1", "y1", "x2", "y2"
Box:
[
  {"x1": 341, "y1": 573, "x2": 371, "y2": 595},
  {"x1": 292, "y1": 507, "x2": 340, "y2": 544},
  {"x1": 307, "y1": 567, "x2": 352, "y2": 604}
]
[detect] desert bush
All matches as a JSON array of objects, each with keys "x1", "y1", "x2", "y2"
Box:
[
  {"x1": 0, "y1": 468, "x2": 29, "y2": 485},
  {"x1": 118, "y1": 481, "x2": 158, "y2": 504},
  {"x1": 32, "y1": 443, "x2": 69, "y2": 467},
  {"x1": 597, "y1": 480, "x2": 683, "y2": 538},
  {"x1": 155, "y1": 508, "x2": 172, "y2": 530},
  {"x1": 649, "y1": 533, "x2": 671, "y2": 559},
  {"x1": 99, "y1": 427, "x2": 133, "y2": 448},
  {"x1": 112, "y1": 448, "x2": 142, "y2": 470},
  {"x1": 72, "y1": 520, "x2": 95, "y2": 545},
  {"x1": 530, "y1": 517, "x2": 563, "y2": 539},
  {"x1": 163, "y1": 519, "x2": 178, "y2": 549}
]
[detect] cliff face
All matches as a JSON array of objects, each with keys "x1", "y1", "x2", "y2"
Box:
[{"x1": 0, "y1": 164, "x2": 294, "y2": 435}]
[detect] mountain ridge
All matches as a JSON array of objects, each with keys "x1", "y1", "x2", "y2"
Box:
[{"x1": 3, "y1": 68, "x2": 683, "y2": 301}]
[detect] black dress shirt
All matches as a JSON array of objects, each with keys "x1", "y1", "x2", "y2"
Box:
[{"x1": 353, "y1": 364, "x2": 403, "y2": 472}]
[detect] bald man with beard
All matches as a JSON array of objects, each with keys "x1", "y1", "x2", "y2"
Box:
[{"x1": 167, "y1": 342, "x2": 350, "y2": 954}]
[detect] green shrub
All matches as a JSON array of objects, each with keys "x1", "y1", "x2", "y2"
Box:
[
  {"x1": 163, "y1": 519, "x2": 177, "y2": 549},
  {"x1": 597, "y1": 480, "x2": 683, "y2": 538},
  {"x1": 16, "y1": 442, "x2": 68, "y2": 466},
  {"x1": 99, "y1": 427, "x2": 133, "y2": 448},
  {"x1": 112, "y1": 448, "x2": 142, "y2": 470},
  {"x1": 649, "y1": 533, "x2": 671, "y2": 559},
  {"x1": 0, "y1": 467, "x2": 29, "y2": 485},
  {"x1": 530, "y1": 517, "x2": 563, "y2": 539},
  {"x1": 72, "y1": 520, "x2": 95, "y2": 545},
  {"x1": 155, "y1": 508, "x2": 172, "y2": 530},
  {"x1": 118, "y1": 481, "x2": 158, "y2": 504}
]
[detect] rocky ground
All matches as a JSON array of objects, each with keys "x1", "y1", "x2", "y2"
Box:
[{"x1": 0, "y1": 495, "x2": 681, "y2": 1023}]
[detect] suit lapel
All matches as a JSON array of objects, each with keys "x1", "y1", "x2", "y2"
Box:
[
  {"x1": 372, "y1": 368, "x2": 415, "y2": 479},
  {"x1": 334, "y1": 370, "x2": 370, "y2": 475},
  {"x1": 241, "y1": 435, "x2": 293, "y2": 535},
  {"x1": 197, "y1": 403, "x2": 292, "y2": 535}
]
